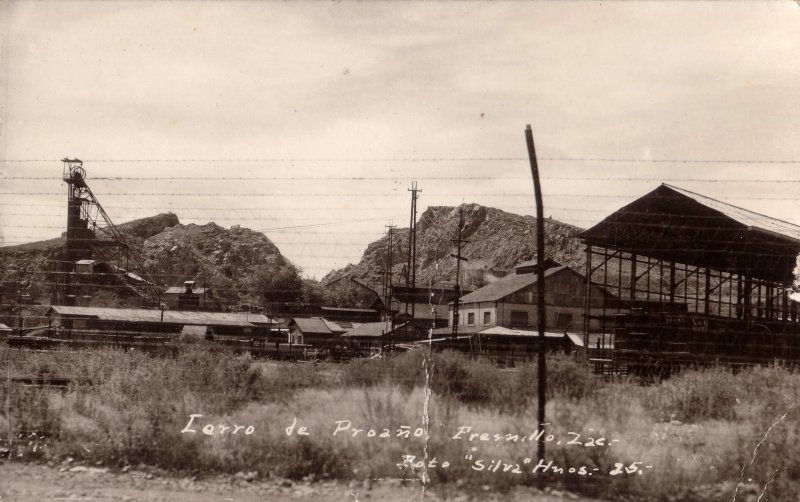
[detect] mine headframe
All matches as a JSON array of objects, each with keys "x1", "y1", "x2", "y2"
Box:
[{"x1": 58, "y1": 158, "x2": 161, "y2": 306}]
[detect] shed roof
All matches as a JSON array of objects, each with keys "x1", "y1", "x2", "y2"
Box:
[
  {"x1": 458, "y1": 266, "x2": 568, "y2": 304},
  {"x1": 0, "y1": 323, "x2": 12, "y2": 332},
  {"x1": 48, "y1": 306, "x2": 270, "y2": 327},
  {"x1": 290, "y1": 317, "x2": 332, "y2": 335},
  {"x1": 579, "y1": 184, "x2": 800, "y2": 283}
]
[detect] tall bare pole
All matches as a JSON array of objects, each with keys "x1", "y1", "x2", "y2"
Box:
[
  {"x1": 525, "y1": 124, "x2": 547, "y2": 464},
  {"x1": 406, "y1": 182, "x2": 421, "y2": 317},
  {"x1": 451, "y1": 207, "x2": 469, "y2": 340},
  {"x1": 384, "y1": 225, "x2": 396, "y2": 322}
]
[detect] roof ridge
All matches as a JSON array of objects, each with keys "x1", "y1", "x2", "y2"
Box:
[{"x1": 662, "y1": 183, "x2": 800, "y2": 230}]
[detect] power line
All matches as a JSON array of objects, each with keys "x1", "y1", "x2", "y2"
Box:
[
  {"x1": 5, "y1": 175, "x2": 800, "y2": 182},
  {"x1": 1, "y1": 156, "x2": 799, "y2": 163},
  {"x1": 2, "y1": 192, "x2": 799, "y2": 200}
]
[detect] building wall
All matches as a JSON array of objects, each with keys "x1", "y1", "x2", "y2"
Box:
[
  {"x1": 450, "y1": 301, "x2": 497, "y2": 328},
  {"x1": 449, "y1": 269, "x2": 617, "y2": 331}
]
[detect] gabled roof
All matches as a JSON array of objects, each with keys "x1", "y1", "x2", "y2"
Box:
[
  {"x1": 579, "y1": 184, "x2": 800, "y2": 283},
  {"x1": 290, "y1": 317, "x2": 332, "y2": 335},
  {"x1": 458, "y1": 266, "x2": 568, "y2": 304},
  {"x1": 664, "y1": 184, "x2": 800, "y2": 242},
  {"x1": 48, "y1": 306, "x2": 270, "y2": 327}
]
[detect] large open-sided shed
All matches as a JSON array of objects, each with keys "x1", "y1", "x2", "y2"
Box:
[{"x1": 580, "y1": 184, "x2": 800, "y2": 369}]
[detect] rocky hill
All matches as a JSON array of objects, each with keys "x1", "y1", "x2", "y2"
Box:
[
  {"x1": 0, "y1": 214, "x2": 181, "y2": 302},
  {"x1": 322, "y1": 203, "x2": 585, "y2": 290},
  {"x1": 0, "y1": 214, "x2": 293, "y2": 308},
  {"x1": 139, "y1": 222, "x2": 293, "y2": 305}
]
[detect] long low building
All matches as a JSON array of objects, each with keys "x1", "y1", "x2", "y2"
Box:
[{"x1": 45, "y1": 305, "x2": 274, "y2": 342}]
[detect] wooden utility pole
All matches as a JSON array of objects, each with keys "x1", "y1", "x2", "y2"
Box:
[
  {"x1": 525, "y1": 124, "x2": 547, "y2": 465},
  {"x1": 406, "y1": 182, "x2": 421, "y2": 317},
  {"x1": 384, "y1": 225, "x2": 396, "y2": 324},
  {"x1": 451, "y1": 207, "x2": 469, "y2": 340}
]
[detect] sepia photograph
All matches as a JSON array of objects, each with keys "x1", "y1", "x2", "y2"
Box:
[{"x1": 1, "y1": 1, "x2": 799, "y2": 500}]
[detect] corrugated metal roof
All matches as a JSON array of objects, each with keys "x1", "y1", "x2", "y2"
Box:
[
  {"x1": 49, "y1": 306, "x2": 270, "y2": 327},
  {"x1": 664, "y1": 184, "x2": 800, "y2": 242},
  {"x1": 458, "y1": 266, "x2": 568, "y2": 304},
  {"x1": 290, "y1": 317, "x2": 332, "y2": 334}
]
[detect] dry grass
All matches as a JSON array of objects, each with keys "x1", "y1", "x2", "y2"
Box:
[{"x1": 0, "y1": 346, "x2": 798, "y2": 500}]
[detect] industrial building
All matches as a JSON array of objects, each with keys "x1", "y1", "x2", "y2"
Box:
[
  {"x1": 5, "y1": 306, "x2": 277, "y2": 352},
  {"x1": 451, "y1": 262, "x2": 618, "y2": 332},
  {"x1": 580, "y1": 184, "x2": 800, "y2": 372}
]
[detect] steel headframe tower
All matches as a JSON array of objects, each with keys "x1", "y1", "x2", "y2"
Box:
[
  {"x1": 63, "y1": 158, "x2": 94, "y2": 264},
  {"x1": 58, "y1": 158, "x2": 161, "y2": 307}
]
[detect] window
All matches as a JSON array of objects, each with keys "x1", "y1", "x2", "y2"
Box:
[
  {"x1": 483, "y1": 311, "x2": 491, "y2": 325},
  {"x1": 510, "y1": 311, "x2": 529, "y2": 327},
  {"x1": 467, "y1": 312, "x2": 475, "y2": 326},
  {"x1": 556, "y1": 313, "x2": 573, "y2": 328}
]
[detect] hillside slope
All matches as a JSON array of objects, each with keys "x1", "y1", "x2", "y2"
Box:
[
  {"x1": 0, "y1": 215, "x2": 293, "y2": 308},
  {"x1": 323, "y1": 203, "x2": 585, "y2": 290}
]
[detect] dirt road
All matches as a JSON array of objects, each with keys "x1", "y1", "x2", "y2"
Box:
[{"x1": 0, "y1": 461, "x2": 602, "y2": 502}]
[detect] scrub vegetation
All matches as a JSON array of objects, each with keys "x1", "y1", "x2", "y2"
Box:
[{"x1": 0, "y1": 346, "x2": 797, "y2": 501}]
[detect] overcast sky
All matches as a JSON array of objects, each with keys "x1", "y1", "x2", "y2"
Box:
[{"x1": 1, "y1": 1, "x2": 799, "y2": 279}]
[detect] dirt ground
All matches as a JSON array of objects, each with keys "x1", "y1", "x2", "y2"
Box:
[{"x1": 0, "y1": 461, "x2": 606, "y2": 502}]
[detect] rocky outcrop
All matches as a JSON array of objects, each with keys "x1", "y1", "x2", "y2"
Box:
[
  {"x1": 1, "y1": 215, "x2": 292, "y2": 308},
  {"x1": 322, "y1": 203, "x2": 585, "y2": 289}
]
